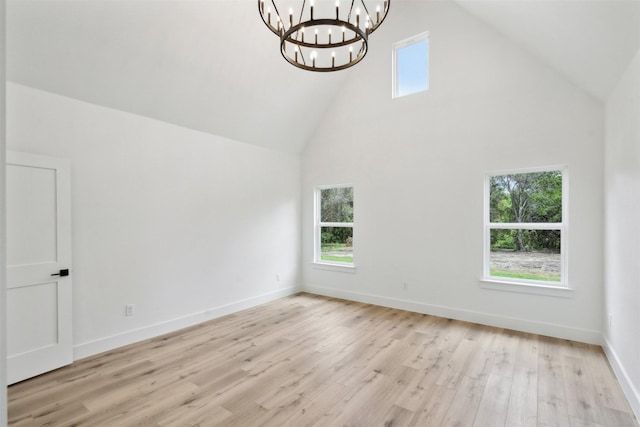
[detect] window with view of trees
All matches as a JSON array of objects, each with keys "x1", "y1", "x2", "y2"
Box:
[
  {"x1": 315, "y1": 185, "x2": 354, "y2": 265},
  {"x1": 485, "y1": 168, "x2": 567, "y2": 286}
]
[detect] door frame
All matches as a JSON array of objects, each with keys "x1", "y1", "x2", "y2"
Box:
[{"x1": 1, "y1": 1, "x2": 8, "y2": 421}]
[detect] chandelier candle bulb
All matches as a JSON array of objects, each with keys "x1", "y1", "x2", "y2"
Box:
[
  {"x1": 310, "y1": 0, "x2": 314, "y2": 19},
  {"x1": 315, "y1": 28, "x2": 318, "y2": 44},
  {"x1": 336, "y1": 1, "x2": 340, "y2": 19},
  {"x1": 376, "y1": 5, "x2": 380, "y2": 22},
  {"x1": 342, "y1": 26, "x2": 346, "y2": 42},
  {"x1": 332, "y1": 51, "x2": 336, "y2": 67},
  {"x1": 328, "y1": 28, "x2": 332, "y2": 44},
  {"x1": 356, "y1": 9, "x2": 360, "y2": 28},
  {"x1": 289, "y1": 8, "x2": 293, "y2": 28}
]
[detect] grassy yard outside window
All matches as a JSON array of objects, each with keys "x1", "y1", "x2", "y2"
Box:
[
  {"x1": 315, "y1": 185, "x2": 354, "y2": 266},
  {"x1": 484, "y1": 167, "x2": 568, "y2": 287}
]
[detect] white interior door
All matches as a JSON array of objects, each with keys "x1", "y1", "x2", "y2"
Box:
[{"x1": 6, "y1": 151, "x2": 73, "y2": 385}]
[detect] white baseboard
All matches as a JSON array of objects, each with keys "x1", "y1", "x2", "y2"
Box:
[
  {"x1": 303, "y1": 284, "x2": 602, "y2": 345},
  {"x1": 73, "y1": 286, "x2": 301, "y2": 360},
  {"x1": 602, "y1": 336, "x2": 640, "y2": 421}
]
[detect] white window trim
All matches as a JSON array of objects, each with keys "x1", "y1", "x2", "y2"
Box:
[
  {"x1": 313, "y1": 184, "x2": 355, "y2": 270},
  {"x1": 482, "y1": 165, "x2": 571, "y2": 296},
  {"x1": 312, "y1": 262, "x2": 357, "y2": 273},
  {"x1": 392, "y1": 31, "x2": 429, "y2": 99}
]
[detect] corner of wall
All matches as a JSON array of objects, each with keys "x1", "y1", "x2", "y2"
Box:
[
  {"x1": 602, "y1": 335, "x2": 640, "y2": 421},
  {"x1": 602, "y1": 45, "x2": 640, "y2": 424},
  {"x1": 1, "y1": 0, "x2": 8, "y2": 422}
]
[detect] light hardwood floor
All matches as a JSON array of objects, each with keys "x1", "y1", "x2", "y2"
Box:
[{"x1": 8, "y1": 293, "x2": 638, "y2": 427}]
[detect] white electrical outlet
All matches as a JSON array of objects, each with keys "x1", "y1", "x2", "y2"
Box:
[
  {"x1": 276, "y1": 273, "x2": 280, "y2": 282},
  {"x1": 125, "y1": 304, "x2": 135, "y2": 316},
  {"x1": 402, "y1": 282, "x2": 408, "y2": 291}
]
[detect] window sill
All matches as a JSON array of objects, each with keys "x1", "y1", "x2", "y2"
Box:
[
  {"x1": 479, "y1": 278, "x2": 574, "y2": 298},
  {"x1": 312, "y1": 262, "x2": 357, "y2": 274}
]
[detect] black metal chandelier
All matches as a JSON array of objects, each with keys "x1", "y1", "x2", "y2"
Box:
[{"x1": 259, "y1": 0, "x2": 390, "y2": 72}]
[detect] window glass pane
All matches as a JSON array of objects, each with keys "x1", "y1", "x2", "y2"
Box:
[
  {"x1": 490, "y1": 171, "x2": 562, "y2": 223},
  {"x1": 490, "y1": 229, "x2": 560, "y2": 282},
  {"x1": 396, "y1": 39, "x2": 429, "y2": 97},
  {"x1": 320, "y1": 187, "x2": 353, "y2": 223},
  {"x1": 320, "y1": 226, "x2": 353, "y2": 263}
]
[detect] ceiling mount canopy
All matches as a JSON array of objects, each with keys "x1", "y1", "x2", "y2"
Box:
[{"x1": 259, "y1": 0, "x2": 390, "y2": 72}]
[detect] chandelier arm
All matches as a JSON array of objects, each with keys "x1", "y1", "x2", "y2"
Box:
[
  {"x1": 346, "y1": 0, "x2": 355, "y2": 22},
  {"x1": 269, "y1": 0, "x2": 282, "y2": 23},
  {"x1": 270, "y1": 0, "x2": 285, "y2": 34},
  {"x1": 297, "y1": 0, "x2": 306, "y2": 24},
  {"x1": 258, "y1": 0, "x2": 285, "y2": 36},
  {"x1": 298, "y1": 45, "x2": 308, "y2": 66},
  {"x1": 294, "y1": 0, "x2": 306, "y2": 43},
  {"x1": 372, "y1": 0, "x2": 390, "y2": 33},
  {"x1": 359, "y1": 0, "x2": 373, "y2": 28}
]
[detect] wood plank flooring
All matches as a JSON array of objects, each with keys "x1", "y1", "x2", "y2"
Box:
[{"x1": 8, "y1": 293, "x2": 638, "y2": 427}]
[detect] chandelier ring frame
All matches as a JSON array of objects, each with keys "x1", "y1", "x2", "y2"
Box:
[{"x1": 281, "y1": 19, "x2": 368, "y2": 49}]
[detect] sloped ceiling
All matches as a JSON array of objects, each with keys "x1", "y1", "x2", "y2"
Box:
[
  {"x1": 7, "y1": 0, "x2": 640, "y2": 153},
  {"x1": 454, "y1": 0, "x2": 640, "y2": 102},
  {"x1": 7, "y1": 0, "x2": 348, "y2": 153}
]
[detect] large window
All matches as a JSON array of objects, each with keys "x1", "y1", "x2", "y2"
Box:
[
  {"x1": 484, "y1": 167, "x2": 567, "y2": 287},
  {"x1": 392, "y1": 32, "x2": 429, "y2": 98},
  {"x1": 315, "y1": 185, "x2": 354, "y2": 265}
]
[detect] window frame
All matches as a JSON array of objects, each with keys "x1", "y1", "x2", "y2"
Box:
[
  {"x1": 314, "y1": 184, "x2": 355, "y2": 269},
  {"x1": 482, "y1": 165, "x2": 569, "y2": 291},
  {"x1": 392, "y1": 31, "x2": 430, "y2": 99}
]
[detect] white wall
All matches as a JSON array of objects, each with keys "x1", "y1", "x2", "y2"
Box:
[
  {"x1": 1, "y1": 0, "x2": 7, "y2": 423},
  {"x1": 6, "y1": 83, "x2": 302, "y2": 359},
  {"x1": 302, "y1": 1, "x2": 605, "y2": 343},
  {"x1": 604, "y1": 47, "x2": 640, "y2": 418}
]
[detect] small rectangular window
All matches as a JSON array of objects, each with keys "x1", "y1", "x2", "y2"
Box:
[
  {"x1": 315, "y1": 185, "x2": 354, "y2": 265},
  {"x1": 393, "y1": 32, "x2": 429, "y2": 98},
  {"x1": 484, "y1": 167, "x2": 567, "y2": 287}
]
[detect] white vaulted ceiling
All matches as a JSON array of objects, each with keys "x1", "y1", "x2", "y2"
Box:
[
  {"x1": 7, "y1": 0, "x2": 640, "y2": 153},
  {"x1": 455, "y1": 0, "x2": 640, "y2": 102},
  {"x1": 7, "y1": 0, "x2": 349, "y2": 153}
]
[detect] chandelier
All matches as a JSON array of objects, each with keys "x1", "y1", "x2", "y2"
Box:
[{"x1": 258, "y1": 0, "x2": 390, "y2": 72}]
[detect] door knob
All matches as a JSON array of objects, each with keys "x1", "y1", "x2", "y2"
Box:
[{"x1": 51, "y1": 269, "x2": 70, "y2": 277}]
